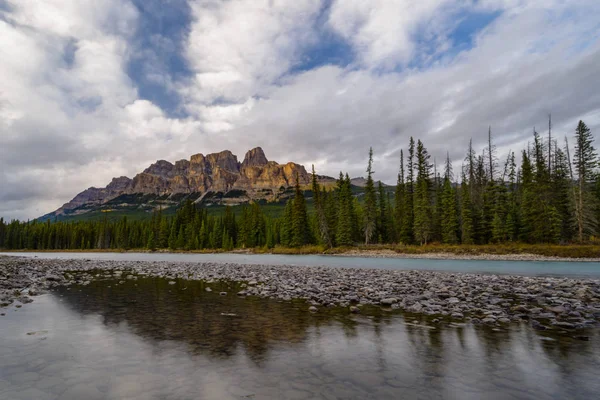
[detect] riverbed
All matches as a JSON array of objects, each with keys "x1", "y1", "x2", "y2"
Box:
[
  {"x1": 1, "y1": 274, "x2": 600, "y2": 400},
  {"x1": 1, "y1": 254, "x2": 600, "y2": 399}
]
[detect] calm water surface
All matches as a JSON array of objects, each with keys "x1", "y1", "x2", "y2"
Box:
[
  {"x1": 1, "y1": 274, "x2": 599, "y2": 400},
  {"x1": 2, "y1": 251, "x2": 600, "y2": 277}
]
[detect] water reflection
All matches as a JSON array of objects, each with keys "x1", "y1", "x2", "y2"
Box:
[{"x1": 0, "y1": 274, "x2": 599, "y2": 400}]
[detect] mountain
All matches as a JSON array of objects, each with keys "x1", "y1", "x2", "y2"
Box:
[{"x1": 42, "y1": 147, "x2": 315, "y2": 220}]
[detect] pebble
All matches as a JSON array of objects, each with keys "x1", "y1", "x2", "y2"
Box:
[{"x1": 1, "y1": 255, "x2": 600, "y2": 331}]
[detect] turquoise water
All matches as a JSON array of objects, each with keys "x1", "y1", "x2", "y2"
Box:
[
  {"x1": 2, "y1": 251, "x2": 600, "y2": 277},
  {"x1": 1, "y1": 275, "x2": 599, "y2": 400}
]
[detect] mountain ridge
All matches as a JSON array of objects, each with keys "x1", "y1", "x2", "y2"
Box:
[{"x1": 44, "y1": 147, "x2": 317, "y2": 219}]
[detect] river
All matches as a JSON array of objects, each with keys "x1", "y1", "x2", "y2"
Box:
[
  {"x1": 1, "y1": 274, "x2": 599, "y2": 400},
  {"x1": 2, "y1": 251, "x2": 600, "y2": 277}
]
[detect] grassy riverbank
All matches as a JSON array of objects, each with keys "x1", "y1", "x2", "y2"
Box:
[
  {"x1": 256, "y1": 244, "x2": 600, "y2": 260},
  {"x1": 3, "y1": 243, "x2": 600, "y2": 259}
]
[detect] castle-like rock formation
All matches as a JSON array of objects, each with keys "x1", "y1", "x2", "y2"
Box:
[{"x1": 52, "y1": 147, "x2": 310, "y2": 216}]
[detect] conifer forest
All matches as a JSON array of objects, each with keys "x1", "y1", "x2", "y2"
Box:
[{"x1": 1, "y1": 120, "x2": 599, "y2": 251}]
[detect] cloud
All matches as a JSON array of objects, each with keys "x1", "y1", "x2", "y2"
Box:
[
  {"x1": 183, "y1": 0, "x2": 323, "y2": 105},
  {"x1": 1, "y1": 0, "x2": 599, "y2": 220},
  {"x1": 327, "y1": 0, "x2": 458, "y2": 68}
]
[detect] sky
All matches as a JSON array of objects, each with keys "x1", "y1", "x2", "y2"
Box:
[{"x1": 1, "y1": 0, "x2": 599, "y2": 220}]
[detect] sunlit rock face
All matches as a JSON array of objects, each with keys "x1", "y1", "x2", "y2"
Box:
[{"x1": 48, "y1": 147, "x2": 311, "y2": 217}]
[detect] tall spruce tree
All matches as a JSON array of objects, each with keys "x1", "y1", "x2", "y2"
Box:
[
  {"x1": 394, "y1": 150, "x2": 406, "y2": 242},
  {"x1": 290, "y1": 173, "x2": 311, "y2": 247},
  {"x1": 335, "y1": 172, "x2": 353, "y2": 246},
  {"x1": 441, "y1": 154, "x2": 459, "y2": 244},
  {"x1": 312, "y1": 165, "x2": 332, "y2": 247},
  {"x1": 573, "y1": 120, "x2": 598, "y2": 241},
  {"x1": 413, "y1": 140, "x2": 432, "y2": 244},
  {"x1": 400, "y1": 138, "x2": 415, "y2": 244},
  {"x1": 363, "y1": 148, "x2": 377, "y2": 244},
  {"x1": 460, "y1": 171, "x2": 474, "y2": 244}
]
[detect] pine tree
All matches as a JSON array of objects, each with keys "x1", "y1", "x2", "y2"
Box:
[
  {"x1": 573, "y1": 120, "x2": 598, "y2": 241},
  {"x1": 441, "y1": 154, "x2": 458, "y2": 244},
  {"x1": 394, "y1": 150, "x2": 406, "y2": 242},
  {"x1": 147, "y1": 231, "x2": 156, "y2": 251},
  {"x1": 413, "y1": 140, "x2": 432, "y2": 244},
  {"x1": 290, "y1": 173, "x2": 311, "y2": 247},
  {"x1": 460, "y1": 172, "x2": 474, "y2": 244},
  {"x1": 377, "y1": 181, "x2": 390, "y2": 243},
  {"x1": 363, "y1": 148, "x2": 377, "y2": 244},
  {"x1": 335, "y1": 172, "x2": 353, "y2": 246},
  {"x1": 168, "y1": 222, "x2": 177, "y2": 251},
  {"x1": 553, "y1": 146, "x2": 575, "y2": 242},
  {"x1": 312, "y1": 165, "x2": 332, "y2": 247},
  {"x1": 400, "y1": 138, "x2": 415, "y2": 244},
  {"x1": 280, "y1": 200, "x2": 293, "y2": 247}
]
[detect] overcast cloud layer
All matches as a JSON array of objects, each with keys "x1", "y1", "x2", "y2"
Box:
[{"x1": 1, "y1": 0, "x2": 599, "y2": 220}]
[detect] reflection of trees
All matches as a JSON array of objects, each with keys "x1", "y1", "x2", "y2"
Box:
[{"x1": 54, "y1": 275, "x2": 350, "y2": 364}]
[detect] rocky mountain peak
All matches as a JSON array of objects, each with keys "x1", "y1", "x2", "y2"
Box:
[
  {"x1": 143, "y1": 160, "x2": 175, "y2": 178},
  {"x1": 106, "y1": 176, "x2": 132, "y2": 191},
  {"x1": 206, "y1": 150, "x2": 239, "y2": 173},
  {"x1": 242, "y1": 147, "x2": 269, "y2": 169}
]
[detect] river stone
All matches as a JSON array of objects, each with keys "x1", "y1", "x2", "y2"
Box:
[
  {"x1": 552, "y1": 321, "x2": 576, "y2": 329},
  {"x1": 380, "y1": 298, "x2": 398, "y2": 305},
  {"x1": 349, "y1": 306, "x2": 360, "y2": 314},
  {"x1": 219, "y1": 292, "x2": 227, "y2": 296},
  {"x1": 407, "y1": 303, "x2": 423, "y2": 313},
  {"x1": 308, "y1": 306, "x2": 318, "y2": 313},
  {"x1": 205, "y1": 287, "x2": 212, "y2": 292}
]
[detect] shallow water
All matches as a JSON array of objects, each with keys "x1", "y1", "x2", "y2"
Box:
[
  {"x1": 3, "y1": 251, "x2": 600, "y2": 277},
  {"x1": 1, "y1": 275, "x2": 599, "y2": 400}
]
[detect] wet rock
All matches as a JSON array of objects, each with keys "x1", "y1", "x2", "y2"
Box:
[
  {"x1": 552, "y1": 321, "x2": 576, "y2": 329},
  {"x1": 380, "y1": 298, "x2": 398, "y2": 306},
  {"x1": 205, "y1": 287, "x2": 212, "y2": 292},
  {"x1": 219, "y1": 292, "x2": 228, "y2": 296},
  {"x1": 308, "y1": 306, "x2": 318, "y2": 313},
  {"x1": 349, "y1": 306, "x2": 360, "y2": 314},
  {"x1": 531, "y1": 320, "x2": 547, "y2": 330}
]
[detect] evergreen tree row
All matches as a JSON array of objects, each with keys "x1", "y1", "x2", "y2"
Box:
[{"x1": 1, "y1": 120, "x2": 599, "y2": 250}]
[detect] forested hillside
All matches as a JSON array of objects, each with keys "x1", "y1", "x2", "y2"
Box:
[{"x1": 1, "y1": 120, "x2": 599, "y2": 251}]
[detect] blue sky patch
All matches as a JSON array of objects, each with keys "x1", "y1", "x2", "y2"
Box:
[{"x1": 126, "y1": 0, "x2": 193, "y2": 118}]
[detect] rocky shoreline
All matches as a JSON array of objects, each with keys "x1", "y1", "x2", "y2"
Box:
[{"x1": 1, "y1": 255, "x2": 600, "y2": 331}]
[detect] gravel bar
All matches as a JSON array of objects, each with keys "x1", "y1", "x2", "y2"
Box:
[{"x1": 2, "y1": 255, "x2": 600, "y2": 331}]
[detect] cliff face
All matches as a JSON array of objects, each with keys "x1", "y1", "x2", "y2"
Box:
[{"x1": 51, "y1": 147, "x2": 310, "y2": 216}]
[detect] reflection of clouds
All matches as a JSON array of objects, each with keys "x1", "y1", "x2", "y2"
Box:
[{"x1": 1, "y1": 281, "x2": 599, "y2": 399}]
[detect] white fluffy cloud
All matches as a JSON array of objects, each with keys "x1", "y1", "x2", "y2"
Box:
[
  {"x1": 327, "y1": 0, "x2": 456, "y2": 68},
  {"x1": 1, "y1": 0, "x2": 599, "y2": 220},
  {"x1": 184, "y1": 0, "x2": 322, "y2": 104}
]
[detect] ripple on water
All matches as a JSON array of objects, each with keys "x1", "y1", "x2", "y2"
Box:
[{"x1": 0, "y1": 276, "x2": 599, "y2": 400}]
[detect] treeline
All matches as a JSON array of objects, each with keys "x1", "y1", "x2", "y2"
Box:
[{"x1": 1, "y1": 120, "x2": 599, "y2": 251}]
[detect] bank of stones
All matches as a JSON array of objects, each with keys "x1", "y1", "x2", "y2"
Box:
[{"x1": 1, "y1": 256, "x2": 600, "y2": 330}]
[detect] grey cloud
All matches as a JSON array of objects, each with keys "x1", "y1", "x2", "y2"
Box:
[{"x1": 2, "y1": 0, "x2": 600, "y2": 220}]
